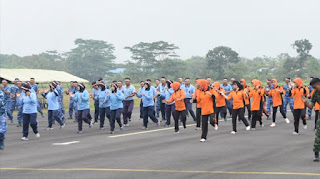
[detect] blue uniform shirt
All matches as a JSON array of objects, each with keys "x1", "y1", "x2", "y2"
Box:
[
  {"x1": 2, "y1": 85, "x2": 11, "y2": 101},
  {"x1": 162, "y1": 88, "x2": 175, "y2": 105},
  {"x1": 137, "y1": 87, "x2": 155, "y2": 107},
  {"x1": 220, "y1": 84, "x2": 232, "y2": 96},
  {"x1": 123, "y1": 85, "x2": 136, "y2": 101},
  {"x1": 181, "y1": 84, "x2": 195, "y2": 99},
  {"x1": 22, "y1": 92, "x2": 37, "y2": 114},
  {"x1": 44, "y1": 90, "x2": 60, "y2": 110},
  {"x1": 10, "y1": 85, "x2": 18, "y2": 100},
  {"x1": 106, "y1": 90, "x2": 125, "y2": 110},
  {"x1": 72, "y1": 90, "x2": 90, "y2": 110},
  {"x1": 95, "y1": 89, "x2": 111, "y2": 108},
  {"x1": 92, "y1": 88, "x2": 100, "y2": 102},
  {"x1": 283, "y1": 83, "x2": 292, "y2": 97}
]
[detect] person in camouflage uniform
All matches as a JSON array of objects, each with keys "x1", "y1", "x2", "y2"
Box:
[
  {"x1": 0, "y1": 89, "x2": 7, "y2": 150},
  {"x1": 303, "y1": 77, "x2": 320, "y2": 162}
]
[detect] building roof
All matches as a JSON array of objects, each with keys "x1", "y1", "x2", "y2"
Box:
[{"x1": 0, "y1": 68, "x2": 88, "y2": 83}]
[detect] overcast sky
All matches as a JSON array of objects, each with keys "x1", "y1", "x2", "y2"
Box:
[{"x1": 1, "y1": 0, "x2": 319, "y2": 63}]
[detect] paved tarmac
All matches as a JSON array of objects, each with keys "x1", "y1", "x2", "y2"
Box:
[{"x1": 0, "y1": 107, "x2": 319, "y2": 179}]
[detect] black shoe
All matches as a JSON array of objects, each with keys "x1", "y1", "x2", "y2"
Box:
[
  {"x1": 77, "y1": 131, "x2": 82, "y2": 134},
  {"x1": 68, "y1": 117, "x2": 73, "y2": 119}
]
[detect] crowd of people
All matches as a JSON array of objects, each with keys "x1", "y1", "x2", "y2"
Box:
[{"x1": 0, "y1": 76, "x2": 319, "y2": 162}]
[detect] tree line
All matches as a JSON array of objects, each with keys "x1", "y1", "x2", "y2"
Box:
[{"x1": 0, "y1": 38, "x2": 319, "y2": 83}]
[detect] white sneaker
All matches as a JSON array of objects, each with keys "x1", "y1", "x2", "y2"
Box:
[
  {"x1": 60, "y1": 123, "x2": 65, "y2": 129},
  {"x1": 285, "y1": 118, "x2": 290, "y2": 124},
  {"x1": 214, "y1": 125, "x2": 218, "y2": 131},
  {"x1": 270, "y1": 123, "x2": 276, "y2": 127},
  {"x1": 304, "y1": 125, "x2": 307, "y2": 129},
  {"x1": 293, "y1": 132, "x2": 299, "y2": 135},
  {"x1": 21, "y1": 137, "x2": 29, "y2": 141},
  {"x1": 200, "y1": 138, "x2": 206, "y2": 142},
  {"x1": 174, "y1": 131, "x2": 179, "y2": 134},
  {"x1": 251, "y1": 128, "x2": 256, "y2": 131},
  {"x1": 195, "y1": 127, "x2": 201, "y2": 130},
  {"x1": 231, "y1": 131, "x2": 236, "y2": 134},
  {"x1": 246, "y1": 126, "x2": 251, "y2": 131},
  {"x1": 35, "y1": 133, "x2": 40, "y2": 138},
  {"x1": 45, "y1": 127, "x2": 53, "y2": 130},
  {"x1": 261, "y1": 124, "x2": 264, "y2": 128},
  {"x1": 124, "y1": 124, "x2": 129, "y2": 127}
]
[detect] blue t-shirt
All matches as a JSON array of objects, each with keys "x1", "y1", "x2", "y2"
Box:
[
  {"x1": 72, "y1": 90, "x2": 90, "y2": 110},
  {"x1": 123, "y1": 85, "x2": 136, "y2": 101},
  {"x1": 44, "y1": 90, "x2": 60, "y2": 110},
  {"x1": 220, "y1": 84, "x2": 232, "y2": 96},
  {"x1": 22, "y1": 92, "x2": 37, "y2": 114},
  {"x1": 181, "y1": 84, "x2": 195, "y2": 99},
  {"x1": 107, "y1": 90, "x2": 125, "y2": 110}
]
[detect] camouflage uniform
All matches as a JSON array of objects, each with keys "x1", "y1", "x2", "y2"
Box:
[
  {"x1": 0, "y1": 90, "x2": 7, "y2": 150},
  {"x1": 311, "y1": 91, "x2": 320, "y2": 153}
]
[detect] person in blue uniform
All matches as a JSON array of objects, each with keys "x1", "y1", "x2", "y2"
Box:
[
  {"x1": 0, "y1": 80, "x2": 12, "y2": 122},
  {"x1": 30, "y1": 78, "x2": 44, "y2": 117},
  {"x1": 283, "y1": 77, "x2": 294, "y2": 115},
  {"x1": 0, "y1": 89, "x2": 7, "y2": 149}
]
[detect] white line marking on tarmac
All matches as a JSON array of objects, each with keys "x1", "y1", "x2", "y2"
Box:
[{"x1": 52, "y1": 141, "x2": 80, "y2": 145}]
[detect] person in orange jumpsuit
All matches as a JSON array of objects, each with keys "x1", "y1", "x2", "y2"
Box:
[
  {"x1": 213, "y1": 82, "x2": 227, "y2": 129},
  {"x1": 248, "y1": 80, "x2": 265, "y2": 130},
  {"x1": 265, "y1": 79, "x2": 289, "y2": 127},
  {"x1": 240, "y1": 79, "x2": 252, "y2": 121},
  {"x1": 196, "y1": 79, "x2": 216, "y2": 142},
  {"x1": 221, "y1": 81, "x2": 250, "y2": 134},
  {"x1": 191, "y1": 79, "x2": 202, "y2": 130},
  {"x1": 289, "y1": 78, "x2": 309, "y2": 134},
  {"x1": 164, "y1": 82, "x2": 186, "y2": 134}
]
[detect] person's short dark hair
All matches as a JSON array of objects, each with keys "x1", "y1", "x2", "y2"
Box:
[
  {"x1": 91, "y1": 81, "x2": 96, "y2": 85},
  {"x1": 140, "y1": 81, "x2": 144, "y2": 83},
  {"x1": 286, "y1": 77, "x2": 291, "y2": 80},
  {"x1": 30, "y1": 78, "x2": 35, "y2": 80},
  {"x1": 112, "y1": 80, "x2": 117, "y2": 83},
  {"x1": 155, "y1": 79, "x2": 160, "y2": 81},
  {"x1": 267, "y1": 79, "x2": 272, "y2": 82},
  {"x1": 310, "y1": 78, "x2": 320, "y2": 86},
  {"x1": 207, "y1": 77, "x2": 212, "y2": 79},
  {"x1": 161, "y1": 77, "x2": 166, "y2": 79},
  {"x1": 98, "y1": 77, "x2": 103, "y2": 81},
  {"x1": 146, "y1": 79, "x2": 151, "y2": 82},
  {"x1": 118, "y1": 80, "x2": 123, "y2": 83},
  {"x1": 223, "y1": 77, "x2": 228, "y2": 80},
  {"x1": 15, "y1": 78, "x2": 19, "y2": 81},
  {"x1": 195, "y1": 78, "x2": 199, "y2": 80},
  {"x1": 185, "y1": 77, "x2": 190, "y2": 80},
  {"x1": 73, "y1": 81, "x2": 78, "y2": 83},
  {"x1": 125, "y1": 78, "x2": 130, "y2": 80}
]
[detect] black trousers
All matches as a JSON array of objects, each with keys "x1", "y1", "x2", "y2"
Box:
[
  {"x1": 251, "y1": 110, "x2": 263, "y2": 128},
  {"x1": 215, "y1": 106, "x2": 227, "y2": 125},
  {"x1": 196, "y1": 108, "x2": 202, "y2": 128},
  {"x1": 94, "y1": 102, "x2": 99, "y2": 122},
  {"x1": 173, "y1": 110, "x2": 186, "y2": 132},
  {"x1": 232, "y1": 108, "x2": 249, "y2": 132},
  {"x1": 201, "y1": 114, "x2": 215, "y2": 139},
  {"x1": 244, "y1": 104, "x2": 252, "y2": 120},
  {"x1": 272, "y1": 105, "x2": 287, "y2": 123},
  {"x1": 99, "y1": 107, "x2": 110, "y2": 128},
  {"x1": 293, "y1": 109, "x2": 307, "y2": 133}
]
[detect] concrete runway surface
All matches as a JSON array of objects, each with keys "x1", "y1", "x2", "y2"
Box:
[{"x1": 0, "y1": 107, "x2": 320, "y2": 179}]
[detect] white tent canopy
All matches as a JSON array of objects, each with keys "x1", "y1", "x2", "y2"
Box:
[{"x1": 0, "y1": 68, "x2": 89, "y2": 83}]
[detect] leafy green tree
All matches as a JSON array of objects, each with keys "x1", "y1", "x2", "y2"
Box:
[
  {"x1": 292, "y1": 39, "x2": 313, "y2": 77},
  {"x1": 65, "y1": 38, "x2": 116, "y2": 82},
  {"x1": 206, "y1": 46, "x2": 240, "y2": 80},
  {"x1": 125, "y1": 41, "x2": 179, "y2": 74}
]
